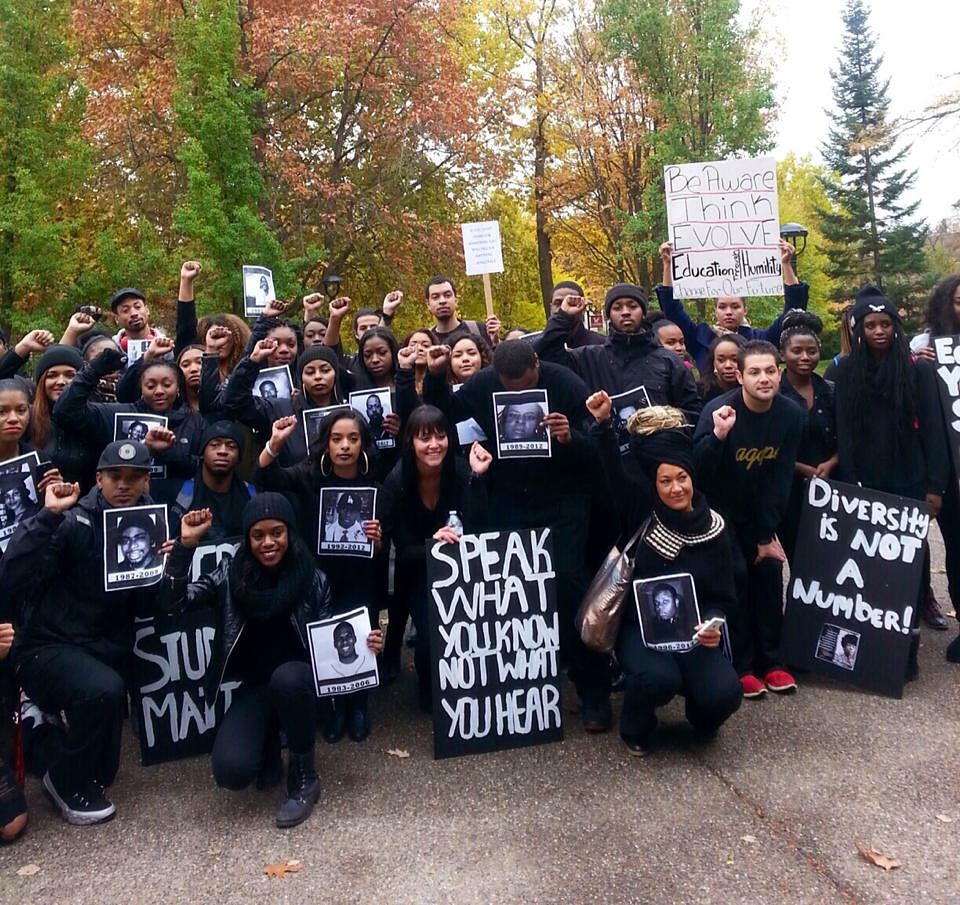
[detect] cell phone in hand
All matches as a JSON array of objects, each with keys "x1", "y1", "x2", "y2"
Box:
[
  {"x1": 76, "y1": 305, "x2": 104, "y2": 321},
  {"x1": 35, "y1": 460, "x2": 56, "y2": 480},
  {"x1": 694, "y1": 616, "x2": 726, "y2": 637}
]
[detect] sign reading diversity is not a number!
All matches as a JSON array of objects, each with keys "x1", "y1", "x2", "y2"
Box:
[{"x1": 664, "y1": 157, "x2": 783, "y2": 300}]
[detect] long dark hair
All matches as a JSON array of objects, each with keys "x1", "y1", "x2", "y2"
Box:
[
  {"x1": 309, "y1": 410, "x2": 377, "y2": 478},
  {"x1": 400, "y1": 405, "x2": 458, "y2": 498},
  {"x1": 229, "y1": 527, "x2": 315, "y2": 607},
  {"x1": 699, "y1": 333, "x2": 746, "y2": 398},
  {"x1": 923, "y1": 275, "x2": 960, "y2": 338},
  {"x1": 844, "y1": 316, "x2": 916, "y2": 435},
  {"x1": 355, "y1": 326, "x2": 398, "y2": 387}
]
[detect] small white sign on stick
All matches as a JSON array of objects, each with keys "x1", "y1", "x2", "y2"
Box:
[
  {"x1": 461, "y1": 221, "x2": 504, "y2": 276},
  {"x1": 664, "y1": 157, "x2": 782, "y2": 300}
]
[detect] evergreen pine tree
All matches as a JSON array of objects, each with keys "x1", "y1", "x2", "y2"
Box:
[{"x1": 820, "y1": 0, "x2": 927, "y2": 309}]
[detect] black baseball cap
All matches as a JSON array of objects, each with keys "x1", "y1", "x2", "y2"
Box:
[
  {"x1": 108, "y1": 288, "x2": 146, "y2": 312},
  {"x1": 97, "y1": 440, "x2": 152, "y2": 471}
]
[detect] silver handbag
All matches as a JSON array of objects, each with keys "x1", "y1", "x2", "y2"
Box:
[{"x1": 575, "y1": 519, "x2": 649, "y2": 654}]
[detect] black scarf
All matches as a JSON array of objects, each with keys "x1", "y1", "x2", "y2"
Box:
[
  {"x1": 228, "y1": 539, "x2": 315, "y2": 621},
  {"x1": 644, "y1": 491, "x2": 725, "y2": 561}
]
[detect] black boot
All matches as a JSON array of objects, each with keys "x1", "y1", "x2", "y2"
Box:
[
  {"x1": 347, "y1": 694, "x2": 370, "y2": 742},
  {"x1": 276, "y1": 751, "x2": 320, "y2": 829},
  {"x1": 906, "y1": 637, "x2": 920, "y2": 682},
  {"x1": 947, "y1": 631, "x2": 960, "y2": 664},
  {"x1": 324, "y1": 699, "x2": 346, "y2": 743}
]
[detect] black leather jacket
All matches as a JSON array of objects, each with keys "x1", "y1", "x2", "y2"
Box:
[{"x1": 159, "y1": 540, "x2": 333, "y2": 702}]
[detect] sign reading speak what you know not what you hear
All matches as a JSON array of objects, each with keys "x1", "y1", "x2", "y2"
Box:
[
  {"x1": 664, "y1": 156, "x2": 783, "y2": 300},
  {"x1": 426, "y1": 529, "x2": 561, "y2": 759},
  {"x1": 781, "y1": 478, "x2": 929, "y2": 698}
]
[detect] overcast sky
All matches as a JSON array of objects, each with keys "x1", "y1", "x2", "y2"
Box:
[{"x1": 742, "y1": 0, "x2": 960, "y2": 227}]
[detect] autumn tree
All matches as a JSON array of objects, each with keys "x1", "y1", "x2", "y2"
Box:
[
  {"x1": 819, "y1": 0, "x2": 927, "y2": 309},
  {"x1": 0, "y1": 0, "x2": 89, "y2": 334}
]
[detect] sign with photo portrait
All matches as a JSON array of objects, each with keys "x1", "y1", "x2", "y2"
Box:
[
  {"x1": 302, "y1": 405, "x2": 351, "y2": 456},
  {"x1": 306, "y1": 607, "x2": 380, "y2": 697},
  {"x1": 113, "y1": 412, "x2": 168, "y2": 477},
  {"x1": 103, "y1": 504, "x2": 169, "y2": 591},
  {"x1": 252, "y1": 365, "x2": 293, "y2": 401},
  {"x1": 610, "y1": 385, "x2": 652, "y2": 455},
  {"x1": 317, "y1": 487, "x2": 376, "y2": 558},
  {"x1": 633, "y1": 573, "x2": 701, "y2": 653},
  {"x1": 126, "y1": 339, "x2": 151, "y2": 365},
  {"x1": 492, "y1": 389, "x2": 551, "y2": 459},
  {"x1": 242, "y1": 264, "x2": 276, "y2": 317},
  {"x1": 0, "y1": 451, "x2": 41, "y2": 553},
  {"x1": 349, "y1": 388, "x2": 395, "y2": 450},
  {"x1": 781, "y1": 477, "x2": 926, "y2": 698}
]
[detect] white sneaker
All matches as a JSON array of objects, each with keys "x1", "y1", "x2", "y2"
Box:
[{"x1": 41, "y1": 772, "x2": 116, "y2": 826}]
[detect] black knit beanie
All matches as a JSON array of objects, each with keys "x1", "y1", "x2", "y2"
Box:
[
  {"x1": 850, "y1": 285, "x2": 900, "y2": 331},
  {"x1": 604, "y1": 283, "x2": 648, "y2": 319},
  {"x1": 241, "y1": 492, "x2": 295, "y2": 537},
  {"x1": 33, "y1": 344, "x2": 84, "y2": 382}
]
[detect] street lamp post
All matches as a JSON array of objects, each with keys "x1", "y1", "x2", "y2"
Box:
[
  {"x1": 322, "y1": 274, "x2": 342, "y2": 301},
  {"x1": 779, "y1": 222, "x2": 809, "y2": 277}
]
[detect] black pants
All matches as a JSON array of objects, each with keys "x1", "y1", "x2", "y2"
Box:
[
  {"x1": 17, "y1": 645, "x2": 126, "y2": 795},
  {"x1": 211, "y1": 661, "x2": 315, "y2": 791},
  {"x1": 616, "y1": 620, "x2": 742, "y2": 740},
  {"x1": 729, "y1": 527, "x2": 784, "y2": 677},
  {"x1": 490, "y1": 490, "x2": 610, "y2": 703},
  {"x1": 938, "y1": 476, "x2": 960, "y2": 612}
]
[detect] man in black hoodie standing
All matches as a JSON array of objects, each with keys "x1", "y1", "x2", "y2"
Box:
[
  {"x1": 0, "y1": 441, "x2": 158, "y2": 826},
  {"x1": 535, "y1": 283, "x2": 702, "y2": 426},
  {"x1": 548, "y1": 281, "x2": 606, "y2": 349}
]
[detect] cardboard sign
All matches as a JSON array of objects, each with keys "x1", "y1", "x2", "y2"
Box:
[
  {"x1": 461, "y1": 221, "x2": 504, "y2": 276},
  {"x1": 132, "y1": 608, "x2": 240, "y2": 766},
  {"x1": 664, "y1": 157, "x2": 782, "y2": 299},
  {"x1": 426, "y1": 528, "x2": 562, "y2": 759},
  {"x1": 932, "y1": 335, "x2": 960, "y2": 485},
  {"x1": 781, "y1": 477, "x2": 929, "y2": 698}
]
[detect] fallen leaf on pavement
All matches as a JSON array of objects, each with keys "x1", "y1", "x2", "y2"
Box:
[
  {"x1": 740, "y1": 835, "x2": 757, "y2": 844},
  {"x1": 264, "y1": 860, "x2": 302, "y2": 879},
  {"x1": 387, "y1": 748, "x2": 410, "y2": 759},
  {"x1": 855, "y1": 841, "x2": 900, "y2": 871},
  {"x1": 936, "y1": 814, "x2": 953, "y2": 823},
  {"x1": 16, "y1": 864, "x2": 40, "y2": 877}
]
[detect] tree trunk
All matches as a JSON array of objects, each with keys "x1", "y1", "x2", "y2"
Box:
[{"x1": 533, "y1": 52, "x2": 553, "y2": 320}]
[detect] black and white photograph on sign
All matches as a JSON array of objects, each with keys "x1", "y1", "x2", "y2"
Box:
[
  {"x1": 103, "y1": 504, "x2": 169, "y2": 591},
  {"x1": 252, "y1": 365, "x2": 293, "y2": 401},
  {"x1": 306, "y1": 607, "x2": 380, "y2": 697},
  {"x1": 519, "y1": 330, "x2": 543, "y2": 345},
  {"x1": 113, "y1": 412, "x2": 168, "y2": 477},
  {"x1": 492, "y1": 389, "x2": 551, "y2": 459},
  {"x1": 0, "y1": 452, "x2": 41, "y2": 552},
  {"x1": 610, "y1": 385, "x2": 652, "y2": 454},
  {"x1": 242, "y1": 265, "x2": 275, "y2": 317},
  {"x1": 303, "y1": 405, "x2": 351, "y2": 454},
  {"x1": 815, "y1": 624, "x2": 861, "y2": 672},
  {"x1": 633, "y1": 573, "x2": 701, "y2": 653},
  {"x1": 317, "y1": 487, "x2": 376, "y2": 558},
  {"x1": 456, "y1": 417, "x2": 487, "y2": 447},
  {"x1": 349, "y1": 388, "x2": 395, "y2": 450},
  {"x1": 126, "y1": 339, "x2": 151, "y2": 364}
]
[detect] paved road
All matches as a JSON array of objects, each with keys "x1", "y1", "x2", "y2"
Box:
[{"x1": 2, "y1": 534, "x2": 959, "y2": 905}]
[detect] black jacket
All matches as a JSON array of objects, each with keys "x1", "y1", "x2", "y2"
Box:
[
  {"x1": 2, "y1": 486, "x2": 156, "y2": 669},
  {"x1": 52, "y1": 358, "x2": 205, "y2": 503},
  {"x1": 535, "y1": 313, "x2": 702, "y2": 422},
  {"x1": 159, "y1": 540, "x2": 332, "y2": 702}
]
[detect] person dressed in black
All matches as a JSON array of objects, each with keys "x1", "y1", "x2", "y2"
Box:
[
  {"x1": 0, "y1": 441, "x2": 158, "y2": 825},
  {"x1": 694, "y1": 340, "x2": 803, "y2": 699},
  {"x1": 423, "y1": 339, "x2": 613, "y2": 731},
  {"x1": 585, "y1": 393, "x2": 741, "y2": 755},
  {"x1": 255, "y1": 410, "x2": 387, "y2": 742},
  {"x1": 171, "y1": 421, "x2": 255, "y2": 542},
  {"x1": 777, "y1": 310, "x2": 838, "y2": 562},
  {"x1": 383, "y1": 406, "x2": 491, "y2": 703},
  {"x1": 547, "y1": 281, "x2": 606, "y2": 349},
  {"x1": 160, "y1": 494, "x2": 381, "y2": 828},
  {"x1": 833, "y1": 286, "x2": 949, "y2": 678},
  {"x1": 535, "y1": 285, "x2": 701, "y2": 424}
]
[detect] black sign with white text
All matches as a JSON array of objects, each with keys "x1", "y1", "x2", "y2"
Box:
[{"x1": 426, "y1": 528, "x2": 561, "y2": 759}]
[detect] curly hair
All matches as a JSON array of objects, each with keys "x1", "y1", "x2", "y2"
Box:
[
  {"x1": 197, "y1": 313, "x2": 251, "y2": 379},
  {"x1": 923, "y1": 275, "x2": 960, "y2": 339}
]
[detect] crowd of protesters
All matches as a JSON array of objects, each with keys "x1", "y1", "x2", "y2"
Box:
[{"x1": 0, "y1": 250, "x2": 955, "y2": 839}]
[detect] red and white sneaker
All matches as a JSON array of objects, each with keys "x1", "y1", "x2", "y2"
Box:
[
  {"x1": 763, "y1": 669, "x2": 797, "y2": 693},
  {"x1": 739, "y1": 674, "x2": 767, "y2": 698}
]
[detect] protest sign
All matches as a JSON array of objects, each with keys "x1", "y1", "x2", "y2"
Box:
[
  {"x1": 932, "y1": 335, "x2": 960, "y2": 484},
  {"x1": 306, "y1": 607, "x2": 379, "y2": 697},
  {"x1": 664, "y1": 157, "x2": 782, "y2": 300},
  {"x1": 461, "y1": 220, "x2": 503, "y2": 318},
  {"x1": 242, "y1": 265, "x2": 275, "y2": 317},
  {"x1": 781, "y1": 477, "x2": 929, "y2": 698},
  {"x1": 426, "y1": 528, "x2": 562, "y2": 759},
  {"x1": 132, "y1": 608, "x2": 240, "y2": 766}
]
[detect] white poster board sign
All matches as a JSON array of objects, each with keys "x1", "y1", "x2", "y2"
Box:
[
  {"x1": 664, "y1": 157, "x2": 782, "y2": 300},
  {"x1": 461, "y1": 221, "x2": 504, "y2": 276}
]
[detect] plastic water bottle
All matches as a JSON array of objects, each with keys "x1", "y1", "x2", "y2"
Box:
[{"x1": 445, "y1": 510, "x2": 464, "y2": 538}]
